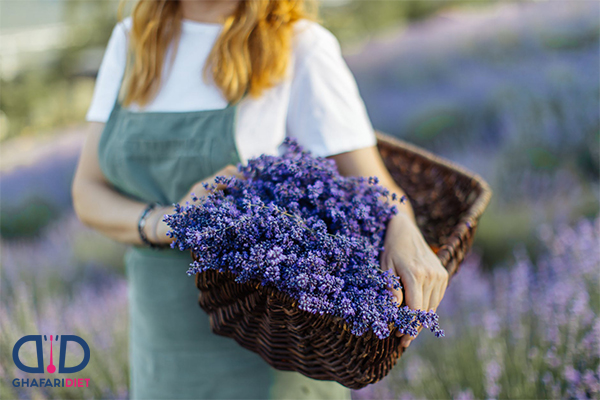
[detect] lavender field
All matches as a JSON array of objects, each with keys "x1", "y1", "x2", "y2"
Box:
[
  {"x1": 353, "y1": 217, "x2": 600, "y2": 399},
  {"x1": 1, "y1": 1, "x2": 599, "y2": 399},
  {"x1": 2, "y1": 213, "x2": 598, "y2": 399},
  {"x1": 0, "y1": 215, "x2": 130, "y2": 399}
]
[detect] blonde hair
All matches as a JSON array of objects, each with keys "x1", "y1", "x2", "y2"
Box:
[{"x1": 116, "y1": 0, "x2": 319, "y2": 107}]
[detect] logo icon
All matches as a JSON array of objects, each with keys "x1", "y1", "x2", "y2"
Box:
[{"x1": 12, "y1": 335, "x2": 90, "y2": 374}]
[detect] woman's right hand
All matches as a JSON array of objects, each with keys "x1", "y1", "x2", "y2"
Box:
[
  {"x1": 178, "y1": 164, "x2": 244, "y2": 207},
  {"x1": 149, "y1": 164, "x2": 244, "y2": 245}
]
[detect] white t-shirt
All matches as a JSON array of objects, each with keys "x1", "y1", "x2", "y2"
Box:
[{"x1": 86, "y1": 16, "x2": 377, "y2": 164}]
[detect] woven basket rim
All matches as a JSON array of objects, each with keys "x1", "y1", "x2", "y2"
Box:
[{"x1": 375, "y1": 130, "x2": 493, "y2": 218}]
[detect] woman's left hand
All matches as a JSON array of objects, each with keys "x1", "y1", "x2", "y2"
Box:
[{"x1": 380, "y1": 211, "x2": 449, "y2": 349}]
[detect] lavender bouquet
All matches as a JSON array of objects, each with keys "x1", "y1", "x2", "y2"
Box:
[{"x1": 164, "y1": 138, "x2": 444, "y2": 340}]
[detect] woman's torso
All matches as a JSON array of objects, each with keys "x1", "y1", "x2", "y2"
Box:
[
  {"x1": 86, "y1": 15, "x2": 377, "y2": 163},
  {"x1": 87, "y1": 15, "x2": 372, "y2": 399}
]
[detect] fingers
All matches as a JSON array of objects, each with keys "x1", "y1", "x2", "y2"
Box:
[
  {"x1": 401, "y1": 269, "x2": 448, "y2": 348},
  {"x1": 426, "y1": 288, "x2": 439, "y2": 315},
  {"x1": 206, "y1": 165, "x2": 244, "y2": 191},
  {"x1": 185, "y1": 165, "x2": 242, "y2": 203},
  {"x1": 398, "y1": 274, "x2": 424, "y2": 346},
  {"x1": 220, "y1": 165, "x2": 245, "y2": 182},
  {"x1": 402, "y1": 326, "x2": 423, "y2": 347},
  {"x1": 424, "y1": 281, "x2": 435, "y2": 311},
  {"x1": 389, "y1": 271, "x2": 404, "y2": 307},
  {"x1": 428, "y1": 276, "x2": 447, "y2": 314},
  {"x1": 403, "y1": 285, "x2": 440, "y2": 347},
  {"x1": 401, "y1": 282, "x2": 435, "y2": 346},
  {"x1": 400, "y1": 278, "x2": 429, "y2": 348},
  {"x1": 390, "y1": 282, "x2": 404, "y2": 306},
  {"x1": 381, "y1": 253, "x2": 404, "y2": 308},
  {"x1": 217, "y1": 164, "x2": 242, "y2": 179},
  {"x1": 403, "y1": 274, "x2": 424, "y2": 313},
  {"x1": 388, "y1": 270, "x2": 405, "y2": 339},
  {"x1": 390, "y1": 282, "x2": 403, "y2": 308},
  {"x1": 381, "y1": 254, "x2": 406, "y2": 340},
  {"x1": 383, "y1": 218, "x2": 451, "y2": 348},
  {"x1": 432, "y1": 273, "x2": 448, "y2": 314}
]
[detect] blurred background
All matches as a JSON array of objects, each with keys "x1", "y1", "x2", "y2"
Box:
[{"x1": 1, "y1": 0, "x2": 598, "y2": 399}]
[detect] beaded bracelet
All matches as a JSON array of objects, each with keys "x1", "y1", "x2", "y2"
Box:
[{"x1": 138, "y1": 202, "x2": 167, "y2": 249}]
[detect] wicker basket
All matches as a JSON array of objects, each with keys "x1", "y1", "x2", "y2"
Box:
[{"x1": 192, "y1": 131, "x2": 492, "y2": 389}]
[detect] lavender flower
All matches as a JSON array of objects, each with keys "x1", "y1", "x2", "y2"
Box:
[
  {"x1": 355, "y1": 216, "x2": 600, "y2": 399},
  {"x1": 164, "y1": 138, "x2": 444, "y2": 340}
]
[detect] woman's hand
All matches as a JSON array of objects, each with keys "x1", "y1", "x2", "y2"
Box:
[
  {"x1": 328, "y1": 146, "x2": 449, "y2": 348},
  {"x1": 381, "y1": 211, "x2": 449, "y2": 349},
  {"x1": 147, "y1": 164, "x2": 244, "y2": 245}
]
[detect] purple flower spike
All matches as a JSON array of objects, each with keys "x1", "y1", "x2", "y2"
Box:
[{"x1": 164, "y1": 137, "x2": 444, "y2": 340}]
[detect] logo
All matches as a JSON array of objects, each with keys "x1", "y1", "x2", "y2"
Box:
[{"x1": 11, "y1": 335, "x2": 92, "y2": 388}]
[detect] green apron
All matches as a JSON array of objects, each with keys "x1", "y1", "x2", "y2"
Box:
[{"x1": 97, "y1": 80, "x2": 352, "y2": 400}]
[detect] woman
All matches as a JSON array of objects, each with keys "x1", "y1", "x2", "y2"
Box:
[{"x1": 72, "y1": 0, "x2": 449, "y2": 399}]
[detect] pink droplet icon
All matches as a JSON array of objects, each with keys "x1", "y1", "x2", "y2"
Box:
[{"x1": 47, "y1": 335, "x2": 56, "y2": 374}]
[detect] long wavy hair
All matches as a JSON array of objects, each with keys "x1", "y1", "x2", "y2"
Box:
[{"x1": 116, "y1": 0, "x2": 319, "y2": 107}]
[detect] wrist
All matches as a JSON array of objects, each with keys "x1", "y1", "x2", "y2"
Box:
[
  {"x1": 140, "y1": 205, "x2": 157, "y2": 246},
  {"x1": 392, "y1": 196, "x2": 416, "y2": 226},
  {"x1": 151, "y1": 206, "x2": 172, "y2": 245},
  {"x1": 145, "y1": 208, "x2": 160, "y2": 244},
  {"x1": 388, "y1": 208, "x2": 417, "y2": 231},
  {"x1": 138, "y1": 203, "x2": 170, "y2": 248},
  {"x1": 377, "y1": 188, "x2": 417, "y2": 225}
]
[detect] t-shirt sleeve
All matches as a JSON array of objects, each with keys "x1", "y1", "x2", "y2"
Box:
[
  {"x1": 285, "y1": 24, "x2": 377, "y2": 158},
  {"x1": 85, "y1": 19, "x2": 129, "y2": 123}
]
